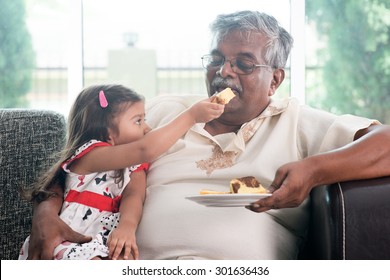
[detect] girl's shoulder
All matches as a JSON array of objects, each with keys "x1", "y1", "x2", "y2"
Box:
[
  {"x1": 73, "y1": 140, "x2": 111, "y2": 157},
  {"x1": 62, "y1": 140, "x2": 111, "y2": 172}
]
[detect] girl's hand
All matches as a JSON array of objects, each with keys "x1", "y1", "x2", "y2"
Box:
[
  {"x1": 107, "y1": 225, "x2": 138, "y2": 260},
  {"x1": 188, "y1": 98, "x2": 225, "y2": 123}
]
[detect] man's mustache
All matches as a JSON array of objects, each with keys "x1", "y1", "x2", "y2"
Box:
[{"x1": 211, "y1": 77, "x2": 242, "y2": 92}]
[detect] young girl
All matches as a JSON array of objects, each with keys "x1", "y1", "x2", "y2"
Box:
[{"x1": 18, "y1": 84, "x2": 224, "y2": 260}]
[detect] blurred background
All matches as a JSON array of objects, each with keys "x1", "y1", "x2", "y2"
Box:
[{"x1": 1, "y1": 0, "x2": 389, "y2": 123}]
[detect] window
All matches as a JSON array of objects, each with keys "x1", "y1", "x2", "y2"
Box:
[
  {"x1": 2, "y1": 0, "x2": 296, "y2": 115},
  {"x1": 305, "y1": 0, "x2": 390, "y2": 123}
]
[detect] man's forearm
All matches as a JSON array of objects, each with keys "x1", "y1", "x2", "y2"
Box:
[
  {"x1": 309, "y1": 125, "x2": 390, "y2": 186},
  {"x1": 33, "y1": 184, "x2": 64, "y2": 216}
]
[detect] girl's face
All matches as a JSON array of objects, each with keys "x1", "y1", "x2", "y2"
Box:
[{"x1": 108, "y1": 101, "x2": 150, "y2": 145}]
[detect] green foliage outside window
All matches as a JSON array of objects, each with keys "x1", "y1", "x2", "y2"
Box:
[
  {"x1": 306, "y1": 0, "x2": 390, "y2": 124},
  {"x1": 0, "y1": 0, "x2": 35, "y2": 108}
]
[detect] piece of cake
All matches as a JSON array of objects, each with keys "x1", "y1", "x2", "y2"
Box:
[
  {"x1": 230, "y1": 176, "x2": 267, "y2": 194},
  {"x1": 212, "y1": 87, "x2": 236, "y2": 105},
  {"x1": 199, "y1": 176, "x2": 267, "y2": 195},
  {"x1": 199, "y1": 189, "x2": 230, "y2": 195}
]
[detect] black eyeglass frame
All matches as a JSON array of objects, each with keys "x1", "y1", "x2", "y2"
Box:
[{"x1": 201, "y1": 54, "x2": 271, "y2": 75}]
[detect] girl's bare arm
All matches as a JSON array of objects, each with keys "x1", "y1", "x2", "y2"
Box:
[
  {"x1": 80, "y1": 98, "x2": 224, "y2": 173},
  {"x1": 107, "y1": 170, "x2": 146, "y2": 260}
]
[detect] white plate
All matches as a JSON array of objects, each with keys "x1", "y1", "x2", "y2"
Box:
[{"x1": 185, "y1": 193, "x2": 271, "y2": 207}]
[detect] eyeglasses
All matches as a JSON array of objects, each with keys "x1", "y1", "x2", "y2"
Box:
[{"x1": 201, "y1": 54, "x2": 271, "y2": 75}]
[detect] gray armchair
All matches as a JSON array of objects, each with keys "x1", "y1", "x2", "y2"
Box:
[{"x1": 0, "y1": 109, "x2": 66, "y2": 259}]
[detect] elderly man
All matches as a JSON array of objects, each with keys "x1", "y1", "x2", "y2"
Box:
[{"x1": 27, "y1": 10, "x2": 390, "y2": 260}]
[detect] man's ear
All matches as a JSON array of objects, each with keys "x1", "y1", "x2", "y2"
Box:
[{"x1": 268, "y1": 68, "x2": 285, "y2": 96}]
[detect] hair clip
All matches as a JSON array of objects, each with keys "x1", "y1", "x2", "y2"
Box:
[{"x1": 99, "y1": 90, "x2": 108, "y2": 108}]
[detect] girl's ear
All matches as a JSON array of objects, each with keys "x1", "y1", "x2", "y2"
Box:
[
  {"x1": 107, "y1": 128, "x2": 116, "y2": 145},
  {"x1": 107, "y1": 137, "x2": 115, "y2": 145}
]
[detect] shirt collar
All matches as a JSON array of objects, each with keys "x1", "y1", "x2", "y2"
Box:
[{"x1": 191, "y1": 97, "x2": 290, "y2": 136}]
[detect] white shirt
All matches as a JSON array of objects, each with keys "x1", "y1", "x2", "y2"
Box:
[{"x1": 136, "y1": 95, "x2": 376, "y2": 259}]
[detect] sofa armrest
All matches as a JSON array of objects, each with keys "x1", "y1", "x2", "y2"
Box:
[{"x1": 303, "y1": 176, "x2": 390, "y2": 259}]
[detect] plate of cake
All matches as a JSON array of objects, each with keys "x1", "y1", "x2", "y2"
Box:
[{"x1": 186, "y1": 176, "x2": 271, "y2": 207}]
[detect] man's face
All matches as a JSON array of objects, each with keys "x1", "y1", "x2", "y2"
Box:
[{"x1": 205, "y1": 30, "x2": 283, "y2": 126}]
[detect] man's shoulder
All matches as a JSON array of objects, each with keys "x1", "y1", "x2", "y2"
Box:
[
  {"x1": 146, "y1": 94, "x2": 205, "y2": 111},
  {"x1": 145, "y1": 94, "x2": 206, "y2": 127}
]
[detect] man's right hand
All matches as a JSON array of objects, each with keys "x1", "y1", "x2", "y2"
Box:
[{"x1": 27, "y1": 193, "x2": 92, "y2": 259}]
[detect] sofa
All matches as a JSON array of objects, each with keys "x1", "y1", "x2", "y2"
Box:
[
  {"x1": 1, "y1": 108, "x2": 390, "y2": 260},
  {"x1": 300, "y1": 176, "x2": 390, "y2": 259}
]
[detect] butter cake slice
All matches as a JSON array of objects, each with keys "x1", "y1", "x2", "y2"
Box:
[
  {"x1": 212, "y1": 88, "x2": 236, "y2": 105},
  {"x1": 230, "y1": 176, "x2": 267, "y2": 194}
]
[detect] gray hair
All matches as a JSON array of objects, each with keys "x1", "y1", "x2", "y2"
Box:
[{"x1": 209, "y1": 10, "x2": 293, "y2": 68}]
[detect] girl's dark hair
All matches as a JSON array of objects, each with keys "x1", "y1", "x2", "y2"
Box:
[{"x1": 28, "y1": 84, "x2": 144, "y2": 203}]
